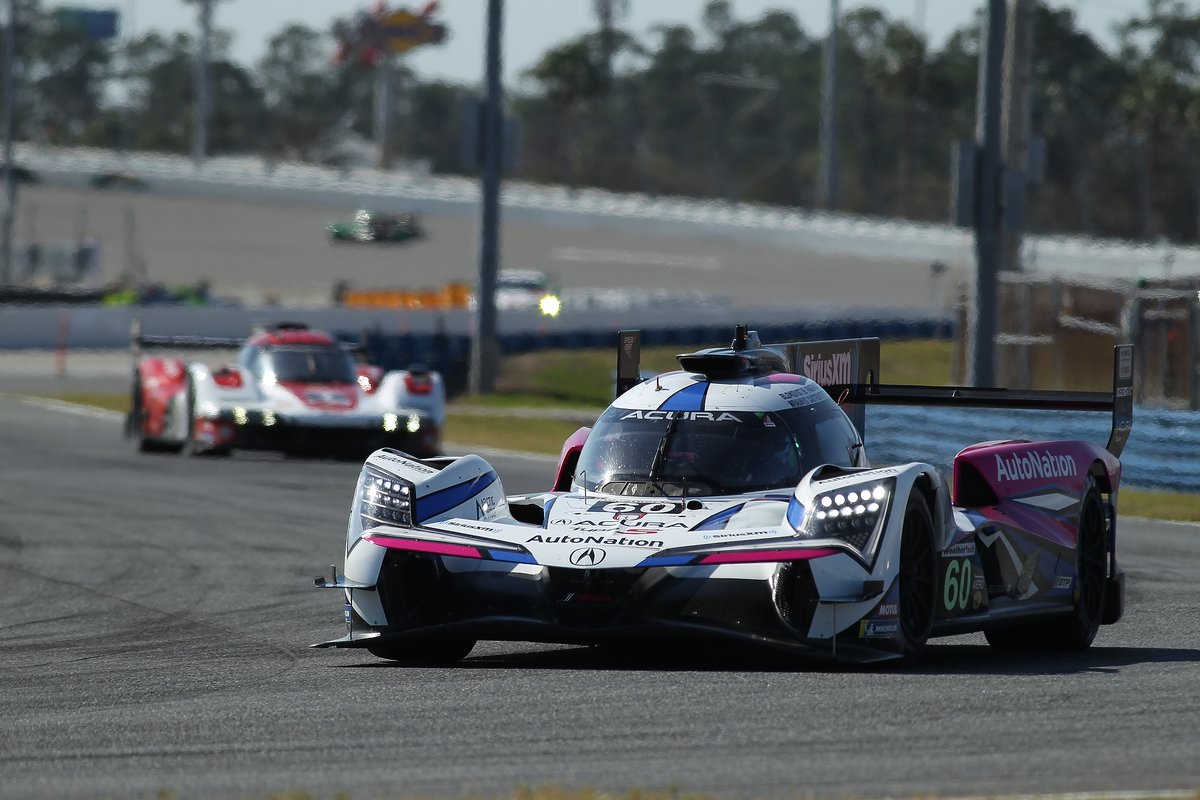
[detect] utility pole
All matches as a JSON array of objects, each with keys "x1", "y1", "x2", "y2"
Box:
[
  {"x1": 818, "y1": 0, "x2": 840, "y2": 210},
  {"x1": 470, "y1": 0, "x2": 503, "y2": 395},
  {"x1": 970, "y1": 0, "x2": 1006, "y2": 388},
  {"x1": 999, "y1": 0, "x2": 1035, "y2": 273},
  {"x1": 1, "y1": 0, "x2": 16, "y2": 286},
  {"x1": 375, "y1": 54, "x2": 395, "y2": 169},
  {"x1": 190, "y1": 0, "x2": 214, "y2": 168}
]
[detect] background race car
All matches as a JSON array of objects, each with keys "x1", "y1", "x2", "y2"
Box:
[
  {"x1": 328, "y1": 209, "x2": 423, "y2": 243},
  {"x1": 314, "y1": 326, "x2": 1133, "y2": 665},
  {"x1": 127, "y1": 322, "x2": 444, "y2": 458}
]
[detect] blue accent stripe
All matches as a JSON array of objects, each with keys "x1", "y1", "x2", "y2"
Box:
[
  {"x1": 637, "y1": 554, "x2": 697, "y2": 567},
  {"x1": 659, "y1": 383, "x2": 708, "y2": 411},
  {"x1": 786, "y1": 498, "x2": 806, "y2": 530},
  {"x1": 542, "y1": 495, "x2": 559, "y2": 523},
  {"x1": 416, "y1": 471, "x2": 499, "y2": 522},
  {"x1": 694, "y1": 503, "x2": 745, "y2": 531},
  {"x1": 488, "y1": 550, "x2": 539, "y2": 564}
]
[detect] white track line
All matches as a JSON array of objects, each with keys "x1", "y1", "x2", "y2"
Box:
[{"x1": 10, "y1": 395, "x2": 124, "y2": 422}]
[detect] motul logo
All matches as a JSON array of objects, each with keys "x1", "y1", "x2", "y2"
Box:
[{"x1": 994, "y1": 450, "x2": 1077, "y2": 482}]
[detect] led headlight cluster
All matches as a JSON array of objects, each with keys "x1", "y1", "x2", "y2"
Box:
[
  {"x1": 800, "y1": 478, "x2": 894, "y2": 553},
  {"x1": 359, "y1": 465, "x2": 415, "y2": 530}
]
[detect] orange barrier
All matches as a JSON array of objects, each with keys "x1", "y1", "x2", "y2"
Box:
[{"x1": 342, "y1": 282, "x2": 472, "y2": 310}]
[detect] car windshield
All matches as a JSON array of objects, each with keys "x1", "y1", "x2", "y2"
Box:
[
  {"x1": 265, "y1": 346, "x2": 356, "y2": 384},
  {"x1": 574, "y1": 401, "x2": 860, "y2": 497}
]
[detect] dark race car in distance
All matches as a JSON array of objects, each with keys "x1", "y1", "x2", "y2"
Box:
[{"x1": 329, "y1": 209, "x2": 423, "y2": 243}]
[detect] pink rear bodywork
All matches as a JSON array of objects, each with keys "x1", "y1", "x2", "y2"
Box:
[
  {"x1": 953, "y1": 439, "x2": 1121, "y2": 504},
  {"x1": 553, "y1": 427, "x2": 591, "y2": 491}
]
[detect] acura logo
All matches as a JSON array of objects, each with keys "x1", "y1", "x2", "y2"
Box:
[{"x1": 569, "y1": 547, "x2": 606, "y2": 567}]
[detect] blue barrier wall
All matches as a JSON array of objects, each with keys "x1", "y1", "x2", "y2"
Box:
[{"x1": 866, "y1": 405, "x2": 1198, "y2": 494}]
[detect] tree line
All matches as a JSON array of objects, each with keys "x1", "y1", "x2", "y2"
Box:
[{"x1": 4, "y1": 0, "x2": 1200, "y2": 243}]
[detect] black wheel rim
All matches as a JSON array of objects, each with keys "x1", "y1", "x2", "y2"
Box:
[{"x1": 899, "y1": 504, "x2": 935, "y2": 642}]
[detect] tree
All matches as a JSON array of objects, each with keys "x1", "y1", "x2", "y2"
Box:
[
  {"x1": 257, "y1": 24, "x2": 338, "y2": 160},
  {"x1": 525, "y1": 33, "x2": 613, "y2": 186},
  {"x1": 1115, "y1": 0, "x2": 1200, "y2": 241}
]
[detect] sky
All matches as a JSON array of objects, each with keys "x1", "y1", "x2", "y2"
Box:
[{"x1": 70, "y1": 0, "x2": 1151, "y2": 87}]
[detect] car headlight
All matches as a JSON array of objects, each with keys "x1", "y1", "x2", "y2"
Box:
[
  {"x1": 790, "y1": 478, "x2": 894, "y2": 557},
  {"x1": 359, "y1": 465, "x2": 415, "y2": 530}
]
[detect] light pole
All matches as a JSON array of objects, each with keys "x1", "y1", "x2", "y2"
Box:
[
  {"x1": 818, "y1": 0, "x2": 840, "y2": 210},
  {"x1": 188, "y1": 0, "x2": 216, "y2": 168},
  {"x1": 1, "y1": 0, "x2": 16, "y2": 285},
  {"x1": 470, "y1": 0, "x2": 504, "y2": 395}
]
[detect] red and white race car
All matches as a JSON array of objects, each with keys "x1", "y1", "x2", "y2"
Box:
[{"x1": 126, "y1": 322, "x2": 445, "y2": 458}]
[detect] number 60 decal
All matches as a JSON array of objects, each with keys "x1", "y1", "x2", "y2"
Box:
[
  {"x1": 943, "y1": 558, "x2": 972, "y2": 611},
  {"x1": 593, "y1": 501, "x2": 682, "y2": 514}
]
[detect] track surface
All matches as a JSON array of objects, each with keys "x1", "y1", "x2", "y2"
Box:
[
  {"x1": 1, "y1": 396, "x2": 1198, "y2": 799},
  {"x1": 19, "y1": 184, "x2": 962, "y2": 309}
]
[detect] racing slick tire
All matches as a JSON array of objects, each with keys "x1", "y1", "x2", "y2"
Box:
[
  {"x1": 897, "y1": 490, "x2": 937, "y2": 661},
  {"x1": 184, "y1": 376, "x2": 230, "y2": 458},
  {"x1": 367, "y1": 636, "x2": 476, "y2": 665},
  {"x1": 985, "y1": 475, "x2": 1107, "y2": 652}
]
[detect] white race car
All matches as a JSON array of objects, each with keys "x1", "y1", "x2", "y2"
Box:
[
  {"x1": 314, "y1": 326, "x2": 1132, "y2": 664},
  {"x1": 128, "y1": 322, "x2": 444, "y2": 458}
]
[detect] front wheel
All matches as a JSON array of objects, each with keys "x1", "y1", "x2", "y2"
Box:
[
  {"x1": 184, "y1": 377, "x2": 231, "y2": 458},
  {"x1": 367, "y1": 636, "x2": 476, "y2": 665},
  {"x1": 897, "y1": 490, "x2": 937, "y2": 661},
  {"x1": 130, "y1": 371, "x2": 183, "y2": 454}
]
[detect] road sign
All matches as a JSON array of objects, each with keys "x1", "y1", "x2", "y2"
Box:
[
  {"x1": 55, "y1": 8, "x2": 120, "y2": 40},
  {"x1": 377, "y1": 8, "x2": 446, "y2": 54}
]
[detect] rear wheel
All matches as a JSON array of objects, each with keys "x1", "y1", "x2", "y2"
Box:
[
  {"x1": 367, "y1": 636, "x2": 476, "y2": 665},
  {"x1": 985, "y1": 476, "x2": 1107, "y2": 651},
  {"x1": 897, "y1": 491, "x2": 937, "y2": 660}
]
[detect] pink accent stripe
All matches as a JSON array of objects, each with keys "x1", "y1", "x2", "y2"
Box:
[
  {"x1": 364, "y1": 535, "x2": 481, "y2": 559},
  {"x1": 699, "y1": 547, "x2": 840, "y2": 564}
]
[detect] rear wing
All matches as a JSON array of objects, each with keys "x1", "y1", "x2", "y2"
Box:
[
  {"x1": 836, "y1": 341, "x2": 1134, "y2": 458},
  {"x1": 616, "y1": 329, "x2": 1134, "y2": 458},
  {"x1": 130, "y1": 319, "x2": 244, "y2": 358},
  {"x1": 130, "y1": 319, "x2": 364, "y2": 359}
]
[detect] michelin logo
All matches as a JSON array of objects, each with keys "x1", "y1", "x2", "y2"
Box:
[{"x1": 994, "y1": 450, "x2": 1077, "y2": 482}]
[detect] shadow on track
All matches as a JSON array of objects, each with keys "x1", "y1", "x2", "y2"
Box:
[{"x1": 333, "y1": 641, "x2": 1200, "y2": 675}]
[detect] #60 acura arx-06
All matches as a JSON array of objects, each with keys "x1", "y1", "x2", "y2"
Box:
[{"x1": 314, "y1": 325, "x2": 1133, "y2": 665}]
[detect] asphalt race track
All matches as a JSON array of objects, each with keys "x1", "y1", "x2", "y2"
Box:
[{"x1": 1, "y1": 395, "x2": 1198, "y2": 800}]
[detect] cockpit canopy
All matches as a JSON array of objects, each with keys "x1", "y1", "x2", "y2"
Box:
[
  {"x1": 574, "y1": 397, "x2": 862, "y2": 497},
  {"x1": 240, "y1": 344, "x2": 357, "y2": 385}
]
